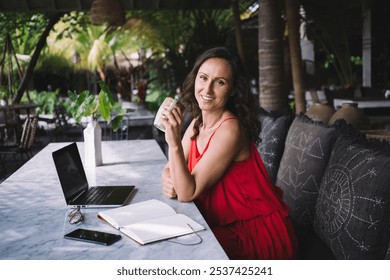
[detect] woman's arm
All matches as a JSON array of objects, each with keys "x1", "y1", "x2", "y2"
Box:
[
  {"x1": 161, "y1": 115, "x2": 194, "y2": 199},
  {"x1": 165, "y1": 114, "x2": 245, "y2": 202}
]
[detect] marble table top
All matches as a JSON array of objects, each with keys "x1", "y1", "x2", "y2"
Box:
[{"x1": 0, "y1": 140, "x2": 228, "y2": 260}]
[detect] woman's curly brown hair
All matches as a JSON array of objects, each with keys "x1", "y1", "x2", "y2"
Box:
[{"x1": 180, "y1": 47, "x2": 260, "y2": 143}]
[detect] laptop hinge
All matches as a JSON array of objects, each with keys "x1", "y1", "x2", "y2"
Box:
[{"x1": 69, "y1": 189, "x2": 88, "y2": 204}]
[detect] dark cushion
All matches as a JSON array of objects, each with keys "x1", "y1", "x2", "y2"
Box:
[
  {"x1": 291, "y1": 217, "x2": 335, "y2": 260},
  {"x1": 276, "y1": 113, "x2": 337, "y2": 228},
  {"x1": 385, "y1": 244, "x2": 390, "y2": 260},
  {"x1": 313, "y1": 121, "x2": 390, "y2": 259},
  {"x1": 257, "y1": 108, "x2": 294, "y2": 184}
]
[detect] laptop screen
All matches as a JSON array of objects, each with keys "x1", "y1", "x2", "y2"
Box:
[{"x1": 53, "y1": 143, "x2": 89, "y2": 202}]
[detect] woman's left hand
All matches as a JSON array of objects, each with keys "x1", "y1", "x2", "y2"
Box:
[
  {"x1": 162, "y1": 177, "x2": 177, "y2": 198},
  {"x1": 161, "y1": 103, "x2": 183, "y2": 147}
]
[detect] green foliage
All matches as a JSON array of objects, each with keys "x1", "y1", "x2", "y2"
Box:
[
  {"x1": 0, "y1": 13, "x2": 48, "y2": 55},
  {"x1": 145, "y1": 84, "x2": 171, "y2": 114},
  {"x1": 0, "y1": 8, "x2": 239, "y2": 107},
  {"x1": 28, "y1": 90, "x2": 59, "y2": 115},
  {"x1": 350, "y1": 56, "x2": 362, "y2": 66},
  {"x1": 303, "y1": 0, "x2": 363, "y2": 87},
  {"x1": 68, "y1": 81, "x2": 134, "y2": 131},
  {"x1": 124, "y1": 9, "x2": 235, "y2": 89}
]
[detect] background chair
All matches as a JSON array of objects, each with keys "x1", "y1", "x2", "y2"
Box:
[
  {"x1": 0, "y1": 106, "x2": 22, "y2": 147},
  {"x1": 101, "y1": 114, "x2": 130, "y2": 141},
  {"x1": 0, "y1": 116, "x2": 38, "y2": 172},
  {"x1": 38, "y1": 104, "x2": 83, "y2": 142}
]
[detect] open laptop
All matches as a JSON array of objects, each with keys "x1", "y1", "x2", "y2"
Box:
[{"x1": 52, "y1": 142, "x2": 135, "y2": 208}]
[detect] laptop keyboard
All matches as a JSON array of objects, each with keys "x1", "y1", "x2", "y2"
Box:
[{"x1": 82, "y1": 187, "x2": 113, "y2": 204}]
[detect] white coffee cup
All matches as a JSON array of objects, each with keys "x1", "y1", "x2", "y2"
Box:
[{"x1": 153, "y1": 97, "x2": 178, "y2": 132}]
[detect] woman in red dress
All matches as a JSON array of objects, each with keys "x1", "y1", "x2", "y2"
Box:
[{"x1": 160, "y1": 47, "x2": 298, "y2": 259}]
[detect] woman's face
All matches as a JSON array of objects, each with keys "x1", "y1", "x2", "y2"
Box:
[{"x1": 194, "y1": 58, "x2": 233, "y2": 112}]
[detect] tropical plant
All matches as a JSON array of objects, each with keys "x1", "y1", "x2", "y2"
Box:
[
  {"x1": 27, "y1": 89, "x2": 61, "y2": 115},
  {"x1": 302, "y1": 0, "x2": 363, "y2": 88},
  {"x1": 127, "y1": 9, "x2": 236, "y2": 91},
  {"x1": 68, "y1": 80, "x2": 134, "y2": 132}
]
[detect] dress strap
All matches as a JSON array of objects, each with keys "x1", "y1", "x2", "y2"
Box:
[{"x1": 201, "y1": 117, "x2": 239, "y2": 155}]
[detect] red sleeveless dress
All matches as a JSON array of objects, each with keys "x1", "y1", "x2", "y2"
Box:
[{"x1": 188, "y1": 118, "x2": 298, "y2": 259}]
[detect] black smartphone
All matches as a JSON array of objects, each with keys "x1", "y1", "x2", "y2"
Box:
[{"x1": 64, "y1": 228, "x2": 121, "y2": 246}]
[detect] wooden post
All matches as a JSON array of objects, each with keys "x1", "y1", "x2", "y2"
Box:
[
  {"x1": 232, "y1": 0, "x2": 247, "y2": 72},
  {"x1": 285, "y1": 0, "x2": 306, "y2": 113}
]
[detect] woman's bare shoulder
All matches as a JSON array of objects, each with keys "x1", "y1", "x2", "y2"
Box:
[
  {"x1": 219, "y1": 116, "x2": 243, "y2": 134},
  {"x1": 214, "y1": 117, "x2": 250, "y2": 160}
]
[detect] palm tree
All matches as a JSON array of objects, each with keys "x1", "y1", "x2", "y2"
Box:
[{"x1": 258, "y1": 0, "x2": 290, "y2": 111}]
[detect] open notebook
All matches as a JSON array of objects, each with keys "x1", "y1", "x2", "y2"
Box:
[{"x1": 98, "y1": 199, "x2": 205, "y2": 245}]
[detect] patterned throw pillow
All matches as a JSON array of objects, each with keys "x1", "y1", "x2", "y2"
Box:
[
  {"x1": 276, "y1": 113, "x2": 337, "y2": 227},
  {"x1": 313, "y1": 121, "x2": 390, "y2": 259},
  {"x1": 257, "y1": 109, "x2": 294, "y2": 184}
]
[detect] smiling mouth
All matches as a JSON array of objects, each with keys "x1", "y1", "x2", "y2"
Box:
[{"x1": 201, "y1": 95, "x2": 214, "y2": 101}]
